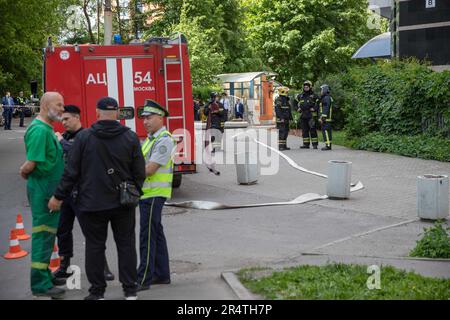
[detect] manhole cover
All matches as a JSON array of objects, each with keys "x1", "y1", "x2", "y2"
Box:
[
  {"x1": 163, "y1": 206, "x2": 188, "y2": 215},
  {"x1": 170, "y1": 260, "x2": 200, "y2": 274}
]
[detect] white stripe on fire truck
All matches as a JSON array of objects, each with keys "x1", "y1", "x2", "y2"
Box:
[
  {"x1": 106, "y1": 58, "x2": 119, "y2": 103},
  {"x1": 121, "y1": 58, "x2": 136, "y2": 132}
]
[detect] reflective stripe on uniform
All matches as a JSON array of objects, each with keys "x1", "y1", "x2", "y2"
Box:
[
  {"x1": 31, "y1": 262, "x2": 49, "y2": 270},
  {"x1": 141, "y1": 198, "x2": 154, "y2": 285},
  {"x1": 143, "y1": 182, "x2": 172, "y2": 189},
  {"x1": 32, "y1": 225, "x2": 57, "y2": 234}
]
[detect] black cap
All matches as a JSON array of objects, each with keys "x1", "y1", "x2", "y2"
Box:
[
  {"x1": 96, "y1": 97, "x2": 119, "y2": 110},
  {"x1": 141, "y1": 99, "x2": 169, "y2": 117},
  {"x1": 64, "y1": 105, "x2": 80, "y2": 114}
]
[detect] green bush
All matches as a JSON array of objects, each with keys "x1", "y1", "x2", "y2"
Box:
[
  {"x1": 192, "y1": 85, "x2": 223, "y2": 102},
  {"x1": 317, "y1": 60, "x2": 450, "y2": 138},
  {"x1": 353, "y1": 133, "x2": 450, "y2": 162},
  {"x1": 350, "y1": 60, "x2": 449, "y2": 137},
  {"x1": 410, "y1": 221, "x2": 450, "y2": 259}
]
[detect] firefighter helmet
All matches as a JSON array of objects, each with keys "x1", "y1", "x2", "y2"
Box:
[
  {"x1": 320, "y1": 84, "x2": 330, "y2": 95},
  {"x1": 303, "y1": 80, "x2": 313, "y2": 87},
  {"x1": 278, "y1": 86, "x2": 289, "y2": 96}
]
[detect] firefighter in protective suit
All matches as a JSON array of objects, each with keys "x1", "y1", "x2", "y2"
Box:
[
  {"x1": 319, "y1": 84, "x2": 334, "y2": 151},
  {"x1": 275, "y1": 87, "x2": 292, "y2": 151},
  {"x1": 296, "y1": 81, "x2": 319, "y2": 149}
]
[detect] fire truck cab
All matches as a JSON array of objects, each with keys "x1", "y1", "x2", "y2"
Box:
[{"x1": 43, "y1": 34, "x2": 196, "y2": 187}]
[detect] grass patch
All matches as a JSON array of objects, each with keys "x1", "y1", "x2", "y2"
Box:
[
  {"x1": 238, "y1": 263, "x2": 450, "y2": 300},
  {"x1": 410, "y1": 221, "x2": 450, "y2": 259}
]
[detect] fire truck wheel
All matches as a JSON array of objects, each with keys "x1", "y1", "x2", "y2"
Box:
[{"x1": 172, "y1": 173, "x2": 182, "y2": 189}]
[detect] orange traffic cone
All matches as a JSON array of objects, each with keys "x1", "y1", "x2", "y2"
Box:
[
  {"x1": 14, "y1": 213, "x2": 31, "y2": 240},
  {"x1": 49, "y1": 244, "x2": 60, "y2": 272},
  {"x1": 3, "y1": 229, "x2": 28, "y2": 259}
]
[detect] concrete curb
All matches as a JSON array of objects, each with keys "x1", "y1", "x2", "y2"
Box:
[
  {"x1": 301, "y1": 252, "x2": 450, "y2": 263},
  {"x1": 221, "y1": 272, "x2": 257, "y2": 300}
]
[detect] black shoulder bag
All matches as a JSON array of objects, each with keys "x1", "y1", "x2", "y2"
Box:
[{"x1": 96, "y1": 138, "x2": 141, "y2": 208}]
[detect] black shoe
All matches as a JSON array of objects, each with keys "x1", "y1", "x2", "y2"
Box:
[
  {"x1": 136, "y1": 284, "x2": 150, "y2": 292},
  {"x1": 53, "y1": 257, "x2": 72, "y2": 279},
  {"x1": 33, "y1": 287, "x2": 65, "y2": 299},
  {"x1": 321, "y1": 146, "x2": 332, "y2": 151},
  {"x1": 84, "y1": 294, "x2": 105, "y2": 300},
  {"x1": 52, "y1": 277, "x2": 67, "y2": 286},
  {"x1": 284, "y1": 147, "x2": 291, "y2": 150},
  {"x1": 313, "y1": 145, "x2": 318, "y2": 149},
  {"x1": 151, "y1": 277, "x2": 171, "y2": 285},
  {"x1": 124, "y1": 292, "x2": 138, "y2": 300},
  {"x1": 300, "y1": 145, "x2": 310, "y2": 149}
]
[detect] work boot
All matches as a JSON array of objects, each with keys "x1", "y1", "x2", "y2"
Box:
[
  {"x1": 33, "y1": 287, "x2": 65, "y2": 300},
  {"x1": 300, "y1": 145, "x2": 310, "y2": 149},
  {"x1": 52, "y1": 276, "x2": 67, "y2": 287},
  {"x1": 53, "y1": 256, "x2": 73, "y2": 279},
  {"x1": 284, "y1": 146, "x2": 291, "y2": 150},
  {"x1": 313, "y1": 145, "x2": 318, "y2": 150},
  {"x1": 104, "y1": 259, "x2": 115, "y2": 281},
  {"x1": 84, "y1": 293, "x2": 105, "y2": 300},
  {"x1": 321, "y1": 145, "x2": 332, "y2": 151}
]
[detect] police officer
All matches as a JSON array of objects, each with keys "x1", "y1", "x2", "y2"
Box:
[
  {"x1": 15, "y1": 91, "x2": 28, "y2": 127},
  {"x1": 296, "y1": 81, "x2": 319, "y2": 149},
  {"x1": 137, "y1": 100, "x2": 175, "y2": 292},
  {"x1": 319, "y1": 84, "x2": 334, "y2": 151},
  {"x1": 52, "y1": 105, "x2": 115, "y2": 282},
  {"x1": 275, "y1": 87, "x2": 292, "y2": 151}
]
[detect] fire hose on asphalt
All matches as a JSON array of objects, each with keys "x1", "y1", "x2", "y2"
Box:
[{"x1": 166, "y1": 133, "x2": 364, "y2": 210}]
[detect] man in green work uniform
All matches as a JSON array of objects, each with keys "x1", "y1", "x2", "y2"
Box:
[
  {"x1": 137, "y1": 99, "x2": 175, "y2": 292},
  {"x1": 20, "y1": 92, "x2": 66, "y2": 299}
]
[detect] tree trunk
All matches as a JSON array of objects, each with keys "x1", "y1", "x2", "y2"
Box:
[{"x1": 82, "y1": 0, "x2": 95, "y2": 44}]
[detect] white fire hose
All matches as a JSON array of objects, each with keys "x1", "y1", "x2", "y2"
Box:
[{"x1": 167, "y1": 133, "x2": 364, "y2": 210}]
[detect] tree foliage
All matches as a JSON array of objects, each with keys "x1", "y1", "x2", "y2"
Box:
[
  {"x1": 0, "y1": 0, "x2": 67, "y2": 94},
  {"x1": 241, "y1": 0, "x2": 381, "y2": 87}
]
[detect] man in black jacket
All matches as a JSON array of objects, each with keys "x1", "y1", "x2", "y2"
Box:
[
  {"x1": 52, "y1": 105, "x2": 115, "y2": 282},
  {"x1": 48, "y1": 97, "x2": 146, "y2": 300}
]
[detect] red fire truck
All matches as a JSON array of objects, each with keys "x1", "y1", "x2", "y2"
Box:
[{"x1": 43, "y1": 34, "x2": 196, "y2": 187}]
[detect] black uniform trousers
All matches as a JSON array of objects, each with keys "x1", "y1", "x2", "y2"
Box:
[
  {"x1": 3, "y1": 108, "x2": 12, "y2": 129},
  {"x1": 137, "y1": 197, "x2": 170, "y2": 287},
  {"x1": 78, "y1": 206, "x2": 137, "y2": 296},
  {"x1": 322, "y1": 121, "x2": 332, "y2": 147},
  {"x1": 19, "y1": 108, "x2": 25, "y2": 127},
  {"x1": 277, "y1": 121, "x2": 289, "y2": 149},
  {"x1": 56, "y1": 197, "x2": 78, "y2": 258},
  {"x1": 300, "y1": 118, "x2": 318, "y2": 147}
]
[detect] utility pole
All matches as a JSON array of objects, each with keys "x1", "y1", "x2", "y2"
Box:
[
  {"x1": 97, "y1": 0, "x2": 101, "y2": 44},
  {"x1": 104, "y1": 0, "x2": 113, "y2": 45}
]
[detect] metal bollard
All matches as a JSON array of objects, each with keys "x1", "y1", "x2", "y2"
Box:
[
  {"x1": 417, "y1": 174, "x2": 449, "y2": 220},
  {"x1": 327, "y1": 160, "x2": 352, "y2": 199},
  {"x1": 234, "y1": 135, "x2": 259, "y2": 185}
]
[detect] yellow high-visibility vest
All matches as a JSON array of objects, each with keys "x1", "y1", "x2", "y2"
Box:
[{"x1": 141, "y1": 130, "x2": 174, "y2": 199}]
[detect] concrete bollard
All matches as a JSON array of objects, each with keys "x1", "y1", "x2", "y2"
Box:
[
  {"x1": 327, "y1": 160, "x2": 352, "y2": 199},
  {"x1": 417, "y1": 174, "x2": 449, "y2": 220},
  {"x1": 234, "y1": 136, "x2": 259, "y2": 185}
]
